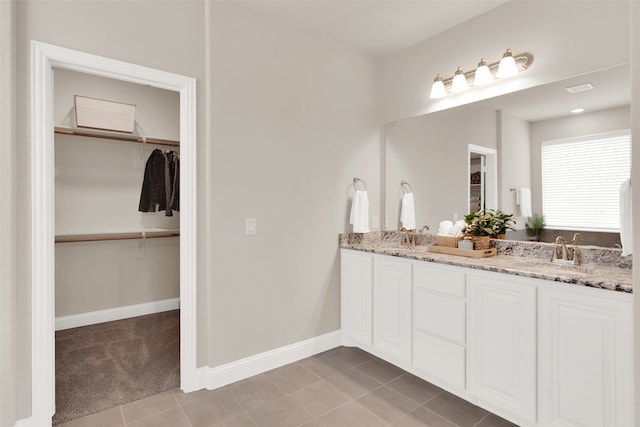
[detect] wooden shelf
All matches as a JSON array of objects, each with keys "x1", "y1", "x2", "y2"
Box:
[
  {"x1": 55, "y1": 230, "x2": 180, "y2": 243},
  {"x1": 55, "y1": 126, "x2": 180, "y2": 147}
]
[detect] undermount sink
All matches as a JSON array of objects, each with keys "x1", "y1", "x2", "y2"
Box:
[{"x1": 551, "y1": 260, "x2": 595, "y2": 275}]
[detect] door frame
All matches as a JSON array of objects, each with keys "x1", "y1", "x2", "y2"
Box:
[
  {"x1": 31, "y1": 41, "x2": 198, "y2": 426},
  {"x1": 468, "y1": 144, "x2": 498, "y2": 213}
]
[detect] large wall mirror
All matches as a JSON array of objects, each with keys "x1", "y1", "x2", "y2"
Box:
[{"x1": 385, "y1": 63, "x2": 630, "y2": 247}]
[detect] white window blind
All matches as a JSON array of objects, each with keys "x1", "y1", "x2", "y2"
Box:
[{"x1": 541, "y1": 130, "x2": 630, "y2": 232}]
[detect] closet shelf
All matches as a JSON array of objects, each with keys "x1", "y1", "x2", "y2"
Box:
[
  {"x1": 55, "y1": 126, "x2": 180, "y2": 147},
  {"x1": 55, "y1": 230, "x2": 180, "y2": 243}
]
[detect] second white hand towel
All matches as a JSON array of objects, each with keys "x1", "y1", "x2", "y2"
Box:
[
  {"x1": 515, "y1": 188, "x2": 532, "y2": 217},
  {"x1": 350, "y1": 190, "x2": 370, "y2": 233},
  {"x1": 400, "y1": 192, "x2": 416, "y2": 230}
]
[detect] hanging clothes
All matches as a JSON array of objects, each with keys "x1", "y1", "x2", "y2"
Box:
[{"x1": 139, "y1": 149, "x2": 180, "y2": 216}]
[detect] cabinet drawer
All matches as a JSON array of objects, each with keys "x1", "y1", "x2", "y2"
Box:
[
  {"x1": 414, "y1": 332, "x2": 465, "y2": 389},
  {"x1": 414, "y1": 264, "x2": 465, "y2": 297},
  {"x1": 415, "y1": 288, "x2": 465, "y2": 344}
]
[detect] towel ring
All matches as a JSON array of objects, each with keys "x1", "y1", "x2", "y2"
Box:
[
  {"x1": 400, "y1": 180, "x2": 413, "y2": 193},
  {"x1": 353, "y1": 177, "x2": 367, "y2": 191}
]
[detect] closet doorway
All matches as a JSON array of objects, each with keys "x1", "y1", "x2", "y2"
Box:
[{"x1": 31, "y1": 42, "x2": 198, "y2": 427}]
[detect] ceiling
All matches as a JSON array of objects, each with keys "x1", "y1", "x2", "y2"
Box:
[
  {"x1": 237, "y1": 0, "x2": 510, "y2": 58},
  {"x1": 480, "y1": 63, "x2": 630, "y2": 122}
]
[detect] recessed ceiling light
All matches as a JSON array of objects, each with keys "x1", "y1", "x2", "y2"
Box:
[
  {"x1": 565, "y1": 83, "x2": 594, "y2": 94},
  {"x1": 571, "y1": 108, "x2": 585, "y2": 114}
]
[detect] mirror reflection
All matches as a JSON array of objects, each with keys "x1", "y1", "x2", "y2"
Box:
[{"x1": 385, "y1": 64, "x2": 630, "y2": 247}]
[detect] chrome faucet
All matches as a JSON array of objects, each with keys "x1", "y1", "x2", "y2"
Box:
[{"x1": 571, "y1": 233, "x2": 581, "y2": 265}]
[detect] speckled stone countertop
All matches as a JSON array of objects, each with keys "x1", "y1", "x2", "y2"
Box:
[{"x1": 339, "y1": 232, "x2": 632, "y2": 293}]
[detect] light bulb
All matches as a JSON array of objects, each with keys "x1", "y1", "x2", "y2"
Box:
[
  {"x1": 429, "y1": 74, "x2": 447, "y2": 99},
  {"x1": 473, "y1": 58, "x2": 493, "y2": 86},
  {"x1": 451, "y1": 67, "x2": 469, "y2": 93},
  {"x1": 497, "y1": 48, "x2": 518, "y2": 78}
]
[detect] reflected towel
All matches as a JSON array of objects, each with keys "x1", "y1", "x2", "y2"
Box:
[
  {"x1": 453, "y1": 220, "x2": 466, "y2": 237},
  {"x1": 515, "y1": 188, "x2": 532, "y2": 217},
  {"x1": 350, "y1": 190, "x2": 370, "y2": 233},
  {"x1": 438, "y1": 220, "x2": 454, "y2": 236},
  {"x1": 620, "y1": 179, "x2": 632, "y2": 256},
  {"x1": 400, "y1": 192, "x2": 416, "y2": 230}
]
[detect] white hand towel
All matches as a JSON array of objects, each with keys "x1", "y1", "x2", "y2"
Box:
[
  {"x1": 349, "y1": 190, "x2": 370, "y2": 233},
  {"x1": 400, "y1": 192, "x2": 416, "y2": 230},
  {"x1": 438, "y1": 220, "x2": 453, "y2": 236},
  {"x1": 515, "y1": 188, "x2": 532, "y2": 217},
  {"x1": 453, "y1": 220, "x2": 466, "y2": 237},
  {"x1": 620, "y1": 179, "x2": 632, "y2": 256}
]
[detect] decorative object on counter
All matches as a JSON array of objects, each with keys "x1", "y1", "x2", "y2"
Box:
[
  {"x1": 349, "y1": 177, "x2": 370, "y2": 233},
  {"x1": 428, "y1": 244, "x2": 496, "y2": 258},
  {"x1": 619, "y1": 178, "x2": 632, "y2": 256},
  {"x1": 458, "y1": 238, "x2": 474, "y2": 250},
  {"x1": 463, "y1": 209, "x2": 515, "y2": 249},
  {"x1": 400, "y1": 181, "x2": 416, "y2": 230},
  {"x1": 526, "y1": 214, "x2": 546, "y2": 242},
  {"x1": 435, "y1": 219, "x2": 466, "y2": 247}
]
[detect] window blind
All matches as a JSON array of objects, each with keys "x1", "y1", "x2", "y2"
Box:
[{"x1": 541, "y1": 130, "x2": 630, "y2": 232}]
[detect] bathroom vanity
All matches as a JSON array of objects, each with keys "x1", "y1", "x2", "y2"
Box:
[{"x1": 340, "y1": 233, "x2": 633, "y2": 427}]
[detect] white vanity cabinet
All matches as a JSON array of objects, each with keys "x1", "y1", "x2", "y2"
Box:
[
  {"x1": 340, "y1": 250, "x2": 373, "y2": 348},
  {"x1": 538, "y1": 286, "x2": 633, "y2": 427},
  {"x1": 413, "y1": 263, "x2": 467, "y2": 391},
  {"x1": 340, "y1": 249, "x2": 633, "y2": 427},
  {"x1": 467, "y1": 272, "x2": 537, "y2": 425},
  {"x1": 373, "y1": 256, "x2": 413, "y2": 364}
]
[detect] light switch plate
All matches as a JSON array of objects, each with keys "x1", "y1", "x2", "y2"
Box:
[{"x1": 245, "y1": 218, "x2": 257, "y2": 235}]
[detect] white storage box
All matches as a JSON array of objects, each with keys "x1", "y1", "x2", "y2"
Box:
[{"x1": 74, "y1": 95, "x2": 136, "y2": 133}]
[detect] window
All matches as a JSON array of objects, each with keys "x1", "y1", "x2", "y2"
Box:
[{"x1": 541, "y1": 130, "x2": 631, "y2": 232}]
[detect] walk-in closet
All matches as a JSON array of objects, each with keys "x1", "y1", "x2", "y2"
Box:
[{"x1": 52, "y1": 69, "x2": 181, "y2": 425}]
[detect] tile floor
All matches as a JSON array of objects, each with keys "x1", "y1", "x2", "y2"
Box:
[{"x1": 57, "y1": 346, "x2": 518, "y2": 427}]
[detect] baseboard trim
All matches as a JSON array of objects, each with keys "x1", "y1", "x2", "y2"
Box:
[
  {"x1": 55, "y1": 298, "x2": 180, "y2": 331},
  {"x1": 196, "y1": 330, "x2": 342, "y2": 390},
  {"x1": 14, "y1": 417, "x2": 31, "y2": 427}
]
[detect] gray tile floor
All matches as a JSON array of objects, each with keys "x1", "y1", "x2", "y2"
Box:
[{"x1": 56, "y1": 346, "x2": 518, "y2": 427}]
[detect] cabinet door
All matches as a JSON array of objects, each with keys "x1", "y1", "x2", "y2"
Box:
[
  {"x1": 539, "y1": 288, "x2": 633, "y2": 427},
  {"x1": 373, "y1": 257, "x2": 412, "y2": 364},
  {"x1": 468, "y1": 274, "x2": 537, "y2": 424},
  {"x1": 340, "y1": 250, "x2": 373, "y2": 347}
]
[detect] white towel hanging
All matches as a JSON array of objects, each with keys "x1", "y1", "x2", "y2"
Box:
[
  {"x1": 349, "y1": 190, "x2": 370, "y2": 233},
  {"x1": 400, "y1": 192, "x2": 416, "y2": 230},
  {"x1": 620, "y1": 179, "x2": 632, "y2": 256},
  {"x1": 515, "y1": 188, "x2": 532, "y2": 217}
]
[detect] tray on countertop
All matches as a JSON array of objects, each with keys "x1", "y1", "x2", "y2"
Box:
[{"x1": 427, "y1": 244, "x2": 497, "y2": 258}]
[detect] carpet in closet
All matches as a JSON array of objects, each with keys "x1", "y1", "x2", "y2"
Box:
[{"x1": 52, "y1": 310, "x2": 180, "y2": 425}]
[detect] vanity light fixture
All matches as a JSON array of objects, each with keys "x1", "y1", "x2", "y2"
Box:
[
  {"x1": 429, "y1": 49, "x2": 533, "y2": 99},
  {"x1": 451, "y1": 67, "x2": 470, "y2": 93}
]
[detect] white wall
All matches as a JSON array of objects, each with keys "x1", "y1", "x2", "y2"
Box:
[
  {"x1": 529, "y1": 106, "x2": 630, "y2": 214},
  {"x1": 498, "y1": 111, "x2": 531, "y2": 228},
  {"x1": 206, "y1": 2, "x2": 380, "y2": 366},
  {"x1": 0, "y1": 1, "x2": 16, "y2": 426},
  {"x1": 631, "y1": 3, "x2": 640, "y2": 424}
]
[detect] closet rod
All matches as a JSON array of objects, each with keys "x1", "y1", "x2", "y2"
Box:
[
  {"x1": 55, "y1": 231, "x2": 180, "y2": 244},
  {"x1": 54, "y1": 126, "x2": 180, "y2": 147}
]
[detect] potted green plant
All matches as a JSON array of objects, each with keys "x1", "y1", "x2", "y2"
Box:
[
  {"x1": 491, "y1": 210, "x2": 516, "y2": 239},
  {"x1": 463, "y1": 209, "x2": 497, "y2": 249},
  {"x1": 526, "y1": 214, "x2": 546, "y2": 242}
]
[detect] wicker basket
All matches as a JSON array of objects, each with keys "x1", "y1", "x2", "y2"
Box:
[
  {"x1": 472, "y1": 235, "x2": 491, "y2": 250},
  {"x1": 435, "y1": 235, "x2": 463, "y2": 248}
]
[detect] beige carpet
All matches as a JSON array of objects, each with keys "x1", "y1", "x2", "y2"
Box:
[{"x1": 53, "y1": 310, "x2": 180, "y2": 425}]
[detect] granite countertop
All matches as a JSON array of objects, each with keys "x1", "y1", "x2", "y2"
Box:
[{"x1": 340, "y1": 232, "x2": 632, "y2": 293}]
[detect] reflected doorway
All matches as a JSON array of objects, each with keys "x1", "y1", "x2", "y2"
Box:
[{"x1": 468, "y1": 144, "x2": 497, "y2": 214}]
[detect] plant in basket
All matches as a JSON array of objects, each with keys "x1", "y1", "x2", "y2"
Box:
[
  {"x1": 491, "y1": 210, "x2": 516, "y2": 238},
  {"x1": 464, "y1": 209, "x2": 515, "y2": 248}
]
